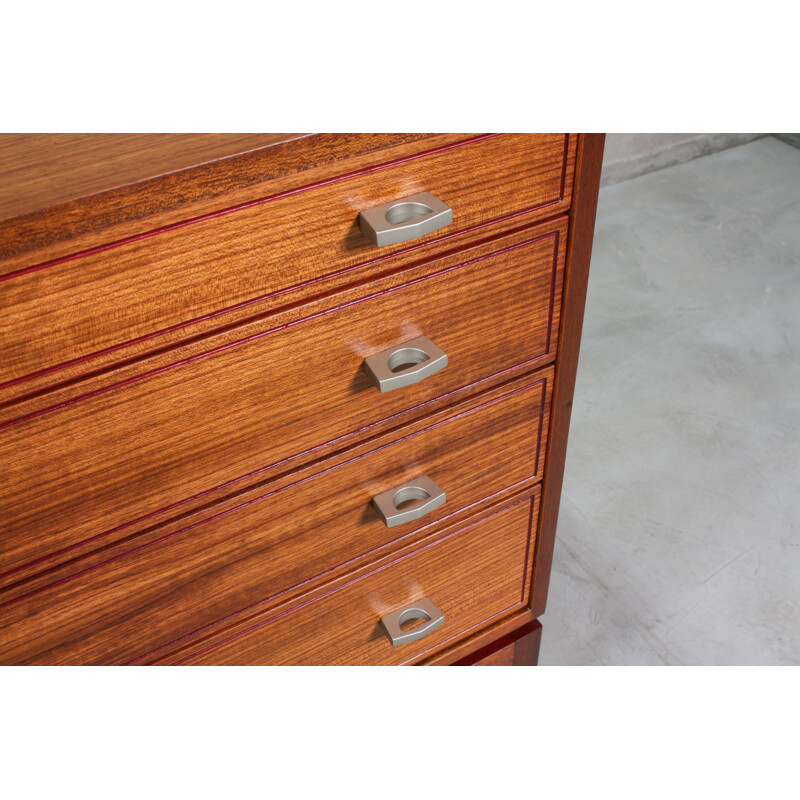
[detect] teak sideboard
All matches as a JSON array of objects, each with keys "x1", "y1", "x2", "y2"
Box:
[{"x1": 0, "y1": 133, "x2": 604, "y2": 665}]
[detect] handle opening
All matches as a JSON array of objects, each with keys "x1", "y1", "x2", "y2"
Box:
[
  {"x1": 387, "y1": 347, "x2": 430, "y2": 373},
  {"x1": 380, "y1": 597, "x2": 445, "y2": 646},
  {"x1": 358, "y1": 191, "x2": 452, "y2": 247},
  {"x1": 363, "y1": 335, "x2": 447, "y2": 392},
  {"x1": 371, "y1": 475, "x2": 446, "y2": 528},
  {"x1": 392, "y1": 485, "x2": 431, "y2": 511},
  {"x1": 385, "y1": 201, "x2": 434, "y2": 226},
  {"x1": 398, "y1": 607, "x2": 434, "y2": 632}
]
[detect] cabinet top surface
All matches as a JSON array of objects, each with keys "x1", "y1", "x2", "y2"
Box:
[
  {"x1": 0, "y1": 133, "x2": 308, "y2": 222},
  {"x1": 0, "y1": 133, "x2": 451, "y2": 269}
]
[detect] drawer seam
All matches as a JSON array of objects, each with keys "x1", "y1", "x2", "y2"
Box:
[
  {"x1": 160, "y1": 492, "x2": 538, "y2": 667},
  {"x1": 1, "y1": 193, "x2": 571, "y2": 400},
  {"x1": 0, "y1": 375, "x2": 549, "y2": 603},
  {"x1": 0, "y1": 232, "x2": 560, "y2": 430}
]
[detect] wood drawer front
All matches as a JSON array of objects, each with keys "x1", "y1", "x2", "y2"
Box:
[
  {"x1": 1, "y1": 133, "x2": 574, "y2": 390},
  {"x1": 0, "y1": 376, "x2": 549, "y2": 665},
  {"x1": 0, "y1": 223, "x2": 565, "y2": 580},
  {"x1": 180, "y1": 493, "x2": 539, "y2": 666}
]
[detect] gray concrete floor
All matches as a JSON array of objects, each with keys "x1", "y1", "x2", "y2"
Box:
[{"x1": 539, "y1": 137, "x2": 800, "y2": 665}]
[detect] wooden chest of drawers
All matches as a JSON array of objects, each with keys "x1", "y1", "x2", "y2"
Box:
[{"x1": 0, "y1": 133, "x2": 603, "y2": 665}]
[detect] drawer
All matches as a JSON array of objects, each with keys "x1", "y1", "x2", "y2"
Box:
[
  {"x1": 0, "y1": 221, "x2": 566, "y2": 579},
  {"x1": 0, "y1": 373, "x2": 551, "y2": 665},
  {"x1": 179, "y1": 492, "x2": 540, "y2": 665},
  {"x1": 1, "y1": 134, "x2": 575, "y2": 390}
]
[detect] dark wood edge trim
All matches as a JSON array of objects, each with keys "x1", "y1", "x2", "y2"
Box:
[
  {"x1": 0, "y1": 374, "x2": 551, "y2": 607},
  {"x1": 422, "y1": 608, "x2": 535, "y2": 665},
  {"x1": 160, "y1": 491, "x2": 539, "y2": 666},
  {"x1": 513, "y1": 618, "x2": 543, "y2": 666},
  {"x1": 519, "y1": 494, "x2": 539, "y2": 606},
  {"x1": 449, "y1": 618, "x2": 543, "y2": 665},
  {"x1": 402, "y1": 602, "x2": 526, "y2": 667},
  {"x1": 0, "y1": 231, "x2": 561, "y2": 431},
  {"x1": 529, "y1": 133, "x2": 605, "y2": 618}
]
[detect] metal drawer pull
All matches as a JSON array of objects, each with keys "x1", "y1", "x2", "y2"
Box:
[
  {"x1": 372, "y1": 475, "x2": 446, "y2": 528},
  {"x1": 363, "y1": 336, "x2": 448, "y2": 393},
  {"x1": 380, "y1": 598, "x2": 445, "y2": 647},
  {"x1": 358, "y1": 191, "x2": 453, "y2": 247}
]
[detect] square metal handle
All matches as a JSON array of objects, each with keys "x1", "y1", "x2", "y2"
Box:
[
  {"x1": 358, "y1": 191, "x2": 453, "y2": 247},
  {"x1": 380, "y1": 598, "x2": 445, "y2": 647},
  {"x1": 371, "y1": 475, "x2": 446, "y2": 529},
  {"x1": 363, "y1": 336, "x2": 448, "y2": 393}
]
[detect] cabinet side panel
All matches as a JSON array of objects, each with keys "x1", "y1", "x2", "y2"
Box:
[{"x1": 530, "y1": 134, "x2": 605, "y2": 617}]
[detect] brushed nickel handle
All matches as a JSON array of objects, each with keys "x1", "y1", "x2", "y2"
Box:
[
  {"x1": 380, "y1": 597, "x2": 445, "y2": 647},
  {"x1": 371, "y1": 475, "x2": 446, "y2": 528},
  {"x1": 363, "y1": 336, "x2": 448, "y2": 393},
  {"x1": 358, "y1": 191, "x2": 453, "y2": 247}
]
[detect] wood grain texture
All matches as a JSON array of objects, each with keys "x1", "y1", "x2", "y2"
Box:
[
  {"x1": 0, "y1": 133, "x2": 602, "y2": 668},
  {"x1": 0, "y1": 220, "x2": 566, "y2": 582},
  {"x1": 0, "y1": 134, "x2": 306, "y2": 220},
  {"x1": 452, "y1": 619, "x2": 543, "y2": 665},
  {"x1": 1, "y1": 218, "x2": 564, "y2": 413},
  {"x1": 175, "y1": 492, "x2": 539, "y2": 666},
  {"x1": 0, "y1": 374, "x2": 550, "y2": 665},
  {"x1": 0, "y1": 134, "x2": 575, "y2": 392},
  {"x1": 530, "y1": 134, "x2": 605, "y2": 618},
  {"x1": 0, "y1": 134, "x2": 460, "y2": 269}
]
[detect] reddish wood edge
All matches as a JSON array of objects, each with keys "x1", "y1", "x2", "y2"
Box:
[
  {"x1": 519, "y1": 496, "x2": 538, "y2": 606},
  {"x1": 450, "y1": 619, "x2": 543, "y2": 665},
  {"x1": 422, "y1": 608, "x2": 535, "y2": 665},
  {"x1": 529, "y1": 133, "x2": 605, "y2": 618}
]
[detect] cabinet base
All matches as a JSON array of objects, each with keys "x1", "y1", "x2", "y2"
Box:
[{"x1": 452, "y1": 619, "x2": 542, "y2": 666}]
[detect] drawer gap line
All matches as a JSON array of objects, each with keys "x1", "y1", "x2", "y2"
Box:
[
  {"x1": 0, "y1": 203, "x2": 567, "y2": 400},
  {"x1": 0, "y1": 233, "x2": 559, "y2": 431},
  {"x1": 157, "y1": 494, "x2": 536, "y2": 667},
  {"x1": 1, "y1": 366, "x2": 553, "y2": 591},
  {"x1": 0, "y1": 377, "x2": 548, "y2": 598}
]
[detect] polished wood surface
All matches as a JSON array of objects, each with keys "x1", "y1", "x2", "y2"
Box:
[
  {"x1": 178, "y1": 493, "x2": 539, "y2": 666},
  {"x1": 0, "y1": 374, "x2": 550, "y2": 665},
  {"x1": 0, "y1": 133, "x2": 460, "y2": 269},
  {"x1": 531, "y1": 134, "x2": 605, "y2": 619},
  {"x1": 0, "y1": 221, "x2": 565, "y2": 580},
  {"x1": 0, "y1": 134, "x2": 306, "y2": 220},
  {"x1": 1, "y1": 134, "x2": 574, "y2": 390},
  {"x1": 422, "y1": 134, "x2": 603, "y2": 668},
  {"x1": 474, "y1": 642, "x2": 517, "y2": 665},
  {"x1": 0, "y1": 133, "x2": 602, "y2": 667}
]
